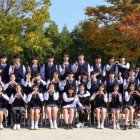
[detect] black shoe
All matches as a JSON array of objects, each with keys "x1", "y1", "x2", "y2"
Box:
[
  {"x1": 69, "y1": 124, "x2": 73, "y2": 129},
  {"x1": 64, "y1": 124, "x2": 69, "y2": 129},
  {"x1": 129, "y1": 124, "x2": 133, "y2": 129},
  {"x1": 124, "y1": 125, "x2": 128, "y2": 130}
]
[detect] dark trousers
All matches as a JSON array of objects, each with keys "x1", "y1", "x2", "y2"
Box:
[
  {"x1": 78, "y1": 107, "x2": 89, "y2": 123},
  {"x1": 12, "y1": 110, "x2": 23, "y2": 124}
]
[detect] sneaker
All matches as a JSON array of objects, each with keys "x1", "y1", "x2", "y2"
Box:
[
  {"x1": 69, "y1": 124, "x2": 73, "y2": 129},
  {"x1": 113, "y1": 124, "x2": 116, "y2": 130},
  {"x1": 0, "y1": 124, "x2": 4, "y2": 130},
  {"x1": 13, "y1": 124, "x2": 17, "y2": 130},
  {"x1": 100, "y1": 124, "x2": 104, "y2": 129},
  {"x1": 81, "y1": 122, "x2": 85, "y2": 128},
  {"x1": 50, "y1": 122, "x2": 54, "y2": 129},
  {"x1": 30, "y1": 125, "x2": 34, "y2": 130},
  {"x1": 54, "y1": 123, "x2": 58, "y2": 129},
  {"x1": 76, "y1": 122, "x2": 83, "y2": 128},
  {"x1": 129, "y1": 124, "x2": 133, "y2": 129},
  {"x1": 17, "y1": 124, "x2": 20, "y2": 130},
  {"x1": 124, "y1": 125, "x2": 128, "y2": 130},
  {"x1": 116, "y1": 124, "x2": 120, "y2": 130}
]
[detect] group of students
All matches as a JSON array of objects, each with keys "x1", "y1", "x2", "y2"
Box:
[{"x1": 0, "y1": 52, "x2": 140, "y2": 131}]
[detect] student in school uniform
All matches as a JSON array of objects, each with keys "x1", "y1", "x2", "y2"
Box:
[
  {"x1": 109, "y1": 84, "x2": 123, "y2": 129},
  {"x1": 0, "y1": 54, "x2": 10, "y2": 83},
  {"x1": 76, "y1": 84, "x2": 90, "y2": 128},
  {"x1": 29, "y1": 56, "x2": 41, "y2": 78},
  {"x1": 123, "y1": 69, "x2": 139, "y2": 91},
  {"x1": 135, "y1": 85, "x2": 140, "y2": 114},
  {"x1": 9, "y1": 54, "x2": 26, "y2": 83},
  {"x1": 27, "y1": 85, "x2": 44, "y2": 130},
  {"x1": 105, "y1": 71, "x2": 123, "y2": 95},
  {"x1": 103, "y1": 56, "x2": 117, "y2": 78},
  {"x1": 62, "y1": 87, "x2": 82, "y2": 129},
  {"x1": 59, "y1": 53, "x2": 72, "y2": 80},
  {"x1": 116, "y1": 54, "x2": 130, "y2": 79},
  {"x1": 90, "y1": 55, "x2": 105, "y2": 81},
  {"x1": 46, "y1": 71, "x2": 63, "y2": 93},
  {"x1": 41, "y1": 54, "x2": 58, "y2": 81},
  {"x1": 31, "y1": 73, "x2": 46, "y2": 93},
  {"x1": 72, "y1": 52, "x2": 91, "y2": 80},
  {"x1": 122, "y1": 83, "x2": 137, "y2": 130},
  {"x1": 44, "y1": 83, "x2": 59, "y2": 129},
  {"x1": 90, "y1": 83, "x2": 108, "y2": 129},
  {"x1": 4, "y1": 74, "x2": 17, "y2": 126},
  {"x1": 62, "y1": 71, "x2": 79, "y2": 93},
  {"x1": 0, "y1": 84, "x2": 9, "y2": 129},
  {"x1": 9, "y1": 84, "x2": 27, "y2": 130}
]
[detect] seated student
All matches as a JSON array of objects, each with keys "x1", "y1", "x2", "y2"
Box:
[
  {"x1": 109, "y1": 84, "x2": 122, "y2": 129},
  {"x1": 123, "y1": 83, "x2": 137, "y2": 130},
  {"x1": 46, "y1": 71, "x2": 63, "y2": 93},
  {"x1": 62, "y1": 87, "x2": 82, "y2": 129},
  {"x1": 27, "y1": 85, "x2": 44, "y2": 130},
  {"x1": 0, "y1": 84, "x2": 9, "y2": 129},
  {"x1": 76, "y1": 84, "x2": 90, "y2": 128},
  {"x1": 9, "y1": 84, "x2": 27, "y2": 130},
  {"x1": 90, "y1": 83, "x2": 108, "y2": 129},
  {"x1": 31, "y1": 73, "x2": 46, "y2": 93},
  {"x1": 44, "y1": 83, "x2": 59, "y2": 129}
]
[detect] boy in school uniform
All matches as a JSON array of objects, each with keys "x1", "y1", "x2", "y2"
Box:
[{"x1": 9, "y1": 54, "x2": 26, "y2": 83}]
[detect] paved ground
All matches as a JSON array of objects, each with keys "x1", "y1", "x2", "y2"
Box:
[{"x1": 0, "y1": 127, "x2": 140, "y2": 140}]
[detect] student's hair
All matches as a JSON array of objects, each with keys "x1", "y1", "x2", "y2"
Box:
[
  {"x1": 98, "y1": 83, "x2": 106, "y2": 92},
  {"x1": 78, "y1": 83, "x2": 85, "y2": 88},
  {"x1": 90, "y1": 71, "x2": 96, "y2": 76},
  {"x1": 51, "y1": 70, "x2": 60, "y2": 78},
  {"x1": 10, "y1": 73, "x2": 16, "y2": 77},
  {"x1": 63, "y1": 53, "x2": 69, "y2": 57},
  {"x1": 48, "y1": 83, "x2": 55, "y2": 90},
  {"x1": 35, "y1": 72, "x2": 41, "y2": 77},
  {"x1": 32, "y1": 85, "x2": 39, "y2": 91}
]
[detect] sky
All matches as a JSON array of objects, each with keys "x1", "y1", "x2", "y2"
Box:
[{"x1": 49, "y1": 0, "x2": 108, "y2": 31}]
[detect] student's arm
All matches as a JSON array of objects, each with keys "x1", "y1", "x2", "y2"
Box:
[
  {"x1": 9, "y1": 94, "x2": 15, "y2": 104},
  {"x1": 38, "y1": 93, "x2": 44, "y2": 102},
  {"x1": 2, "y1": 93, "x2": 10, "y2": 101},
  {"x1": 83, "y1": 91, "x2": 90, "y2": 97},
  {"x1": 53, "y1": 92, "x2": 59, "y2": 100},
  {"x1": 63, "y1": 92, "x2": 74, "y2": 102},
  {"x1": 90, "y1": 93, "x2": 96, "y2": 101}
]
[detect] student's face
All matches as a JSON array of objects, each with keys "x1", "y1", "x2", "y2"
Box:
[
  {"x1": 82, "y1": 75, "x2": 88, "y2": 80},
  {"x1": 16, "y1": 86, "x2": 22, "y2": 93},
  {"x1": 109, "y1": 73, "x2": 115, "y2": 79},
  {"x1": 49, "y1": 85, "x2": 54, "y2": 91},
  {"x1": 53, "y1": 73, "x2": 58, "y2": 78},
  {"x1": 10, "y1": 75, "x2": 16, "y2": 81},
  {"x1": 68, "y1": 74, "x2": 74, "y2": 79},
  {"x1": 33, "y1": 87, "x2": 38, "y2": 92},
  {"x1": 0, "y1": 58, "x2": 7, "y2": 63},
  {"x1": 114, "y1": 86, "x2": 119, "y2": 91},
  {"x1": 91, "y1": 74, "x2": 96, "y2": 79},
  {"x1": 130, "y1": 85, "x2": 135, "y2": 91},
  {"x1": 95, "y1": 58, "x2": 101, "y2": 64},
  {"x1": 14, "y1": 58, "x2": 20, "y2": 64},
  {"x1": 129, "y1": 71, "x2": 135, "y2": 77},
  {"x1": 119, "y1": 58, "x2": 125, "y2": 63},
  {"x1": 68, "y1": 89, "x2": 74, "y2": 94},
  {"x1": 32, "y1": 59, "x2": 38, "y2": 65},
  {"x1": 79, "y1": 86, "x2": 85, "y2": 92},
  {"x1": 78, "y1": 55, "x2": 84, "y2": 61},
  {"x1": 99, "y1": 86, "x2": 104, "y2": 91},
  {"x1": 63, "y1": 55, "x2": 69, "y2": 61},
  {"x1": 35, "y1": 75, "x2": 41, "y2": 81},
  {"x1": 109, "y1": 58, "x2": 114, "y2": 63},
  {"x1": 48, "y1": 58, "x2": 54, "y2": 63}
]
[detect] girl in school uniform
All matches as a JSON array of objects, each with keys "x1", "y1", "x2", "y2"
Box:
[
  {"x1": 123, "y1": 83, "x2": 137, "y2": 130},
  {"x1": 9, "y1": 84, "x2": 27, "y2": 130},
  {"x1": 27, "y1": 85, "x2": 44, "y2": 130},
  {"x1": 0, "y1": 84, "x2": 9, "y2": 129},
  {"x1": 44, "y1": 83, "x2": 59, "y2": 129},
  {"x1": 62, "y1": 87, "x2": 82, "y2": 129},
  {"x1": 76, "y1": 84, "x2": 90, "y2": 128},
  {"x1": 90, "y1": 83, "x2": 108, "y2": 129},
  {"x1": 109, "y1": 84, "x2": 122, "y2": 129}
]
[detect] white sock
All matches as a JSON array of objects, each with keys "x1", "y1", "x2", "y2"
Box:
[
  {"x1": 31, "y1": 121, "x2": 34, "y2": 126},
  {"x1": 49, "y1": 120, "x2": 53, "y2": 124},
  {"x1": 53, "y1": 120, "x2": 57, "y2": 124},
  {"x1": 98, "y1": 122, "x2": 100, "y2": 126},
  {"x1": 101, "y1": 122, "x2": 104, "y2": 126},
  {"x1": 35, "y1": 121, "x2": 38, "y2": 126}
]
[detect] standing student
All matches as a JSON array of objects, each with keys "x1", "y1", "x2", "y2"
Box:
[
  {"x1": 59, "y1": 53, "x2": 72, "y2": 80},
  {"x1": 41, "y1": 54, "x2": 58, "y2": 81},
  {"x1": 91, "y1": 55, "x2": 105, "y2": 81},
  {"x1": 0, "y1": 84, "x2": 9, "y2": 129},
  {"x1": 79, "y1": 72, "x2": 89, "y2": 90},
  {"x1": 9, "y1": 84, "x2": 27, "y2": 130},
  {"x1": 27, "y1": 85, "x2": 44, "y2": 130},
  {"x1": 90, "y1": 84, "x2": 108, "y2": 129},
  {"x1": 122, "y1": 83, "x2": 137, "y2": 130},
  {"x1": 109, "y1": 84, "x2": 122, "y2": 129},
  {"x1": 76, "y1": 84, "x2": 90, "y2": 128},
  {"x1": 44, "y1": 83, "x2": 59, "y2": 129},
  {"x1": 62, "y1": 87, "x2": 82, "y2": 129},
  {"x1": 116, "y1": 54, "x2": 130, "y2": 79},
  {"x1": 9, "y1": 54, "x2": 26, "y2": 83},
  {"x1": 72, "y1": 52, "x2": 90, "y2": 80},
  {"x1": 0, "y1": 54, "x2": 10, "y2": 83}
]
